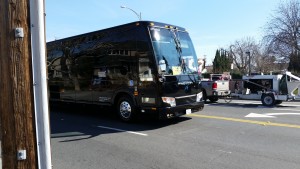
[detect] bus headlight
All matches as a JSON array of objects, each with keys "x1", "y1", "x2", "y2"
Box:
[
  {"x1": 162, "y1": 97, "x2": 176, "y2": 107},
  {"x1": 196, "y1": 92, "x2": 203, "y2": 102}
]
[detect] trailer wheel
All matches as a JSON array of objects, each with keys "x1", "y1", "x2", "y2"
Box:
[
  {"x1": 261, "y1": 93, "x2": 275, "y2": 107},
  {"x1": 117, "y1": 96, "x2": 136, "y2": 122}
]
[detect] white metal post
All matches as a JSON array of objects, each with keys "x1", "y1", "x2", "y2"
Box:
[{"x1": 29, "y1": 0, "x2": 52, "y2": 168}]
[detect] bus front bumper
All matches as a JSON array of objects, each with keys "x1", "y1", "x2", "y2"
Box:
[{"x1": 158, "y1": 101, "x2": 204, "y2": 119}]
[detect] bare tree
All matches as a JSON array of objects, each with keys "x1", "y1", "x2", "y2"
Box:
[
  {"x1": 263, "y1": 0, "x2": 300, "y2": 60},
  {"x1": 254, "y1": 48, "x2": 277, "y2": 73},
  {"x1": 229, "y1": 37, "x2": 259, "y2": 75}
]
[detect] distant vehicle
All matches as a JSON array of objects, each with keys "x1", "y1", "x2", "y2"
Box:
[
  {"x1": 231, "y1": 71, "x2": 300, "y2": 106},
  {"x1": 47, "y1": 21, "x2": 204, "y2": 122},
  {"x1": 201, "y1": 74, "x2": 231, "y2": 102}
]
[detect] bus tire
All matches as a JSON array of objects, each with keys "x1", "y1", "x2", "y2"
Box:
[
  {"x1": 117, "y1": 96, "x2": 136, "y2": 122},
  {"x1": 261, "y1": 93, "x2": 275, "y2": 107}
]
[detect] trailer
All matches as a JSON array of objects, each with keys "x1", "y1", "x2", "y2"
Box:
[{"x1": 231, "y1": 71, "x2": 300, "y2": 106}]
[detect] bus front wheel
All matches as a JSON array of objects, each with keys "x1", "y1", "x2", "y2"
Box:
[{"x1": 117, "y1": 96, "x2": 136, "y2": 122}]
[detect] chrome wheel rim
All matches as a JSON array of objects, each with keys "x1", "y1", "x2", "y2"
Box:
[{"x1": 119, "y1": 101, "x2": 131, "y2": 119}]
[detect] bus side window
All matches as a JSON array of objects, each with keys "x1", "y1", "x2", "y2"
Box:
[{"x1": 139, "y1": 57, "x2": 154, "y2": 82}]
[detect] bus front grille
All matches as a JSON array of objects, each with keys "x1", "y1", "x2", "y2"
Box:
[{"x1": 175, "y1": 95, "x2": 197, "y2": 106}]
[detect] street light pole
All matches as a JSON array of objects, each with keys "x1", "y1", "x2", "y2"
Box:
[
  {"x1": 246, "y1": 51, "x2": 251, "y2": 75},
  {"x1": 121, "y1": 5, "x2": 141, "y2": 21}
]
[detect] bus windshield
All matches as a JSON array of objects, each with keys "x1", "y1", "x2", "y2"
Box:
[{"x1": 150, "y1": 27, "x2": 198, "y2": 75}]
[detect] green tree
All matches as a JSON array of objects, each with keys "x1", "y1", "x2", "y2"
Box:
[
  {"x1": 213, "y1": 49, "x2": 231, "y2": 73},
  {"x1": 213, "y1": 50, "x2": 221, "y2": 73}
]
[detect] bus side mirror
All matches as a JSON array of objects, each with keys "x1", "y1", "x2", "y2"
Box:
[{"x1": 159, "y1": 59, "x2": 166, "y2": 72}]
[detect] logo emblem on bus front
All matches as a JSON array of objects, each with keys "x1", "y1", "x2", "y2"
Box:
[{"x1": 184, "y1": 85, "x2": 191, "y2": 93}]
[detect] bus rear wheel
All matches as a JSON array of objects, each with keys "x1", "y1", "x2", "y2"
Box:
[{"x1": 117, "y1": 96, "x2": 136, "y2": 122}]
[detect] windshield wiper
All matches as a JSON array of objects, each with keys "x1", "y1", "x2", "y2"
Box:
[
  {"x1": 172, "y1": 30, "x2": 182, "y2": 55},
  {"x1": 170, "y1": 29, "x2": 196, "y2": 77},
  {"x1": 171, "y1": 29, "x2": 186, "y2": 73}
]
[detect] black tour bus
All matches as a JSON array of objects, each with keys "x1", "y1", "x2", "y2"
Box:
[{"x1": 47, "y1": 21, "x2": 204, "y2": 121}]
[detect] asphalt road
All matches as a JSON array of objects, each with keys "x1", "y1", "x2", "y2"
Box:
[{"x1": 50, "y1": 100, "x2": 300, "y2": 169}]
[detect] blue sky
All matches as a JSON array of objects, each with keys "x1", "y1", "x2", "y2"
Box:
[{"x1": 45, "y1": 0, "x2": 282, "y2": 64}]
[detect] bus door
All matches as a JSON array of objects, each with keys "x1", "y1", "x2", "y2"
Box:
[{"x1": 138, "y1": 56, "x2": 158, "y2": 107}]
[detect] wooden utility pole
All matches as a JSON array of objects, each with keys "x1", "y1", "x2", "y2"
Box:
[{"x1": 0, "y1": 0, "x2": 38, "y2": 169}]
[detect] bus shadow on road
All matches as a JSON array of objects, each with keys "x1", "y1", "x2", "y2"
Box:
[{"x1": 49, "y1": 103, "x2": 192, "y2": 142}]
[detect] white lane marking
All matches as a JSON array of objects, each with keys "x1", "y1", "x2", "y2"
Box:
[
  {"x1": 274, "y1": 108, "x2": 300, "y2": 112},
  {"x1": 245, "y1": 113, "x2": 275, "y2": 118},
  {"x1": 234, "y1": 101, "x2": 260, "y2": 104},
  {"x1": 218, "y1": 150, "x2": 232, "y2": 154},
  {"x1": 97, "y1": 125, "x2": 148, "y2": 136},
  {"x1": 264, "y1": 113, "x2": 300, "y2": 116},
  {"x1": 245, "y1": 112, "x2": 300, "y2": 118},
  {"x1": 280, "y1": 102, "x2": 300, "y2": 107}
]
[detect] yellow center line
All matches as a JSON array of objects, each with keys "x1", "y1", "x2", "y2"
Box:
[{"x1": 188, "y1": 114, "x2": 300, "y2": 129}]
